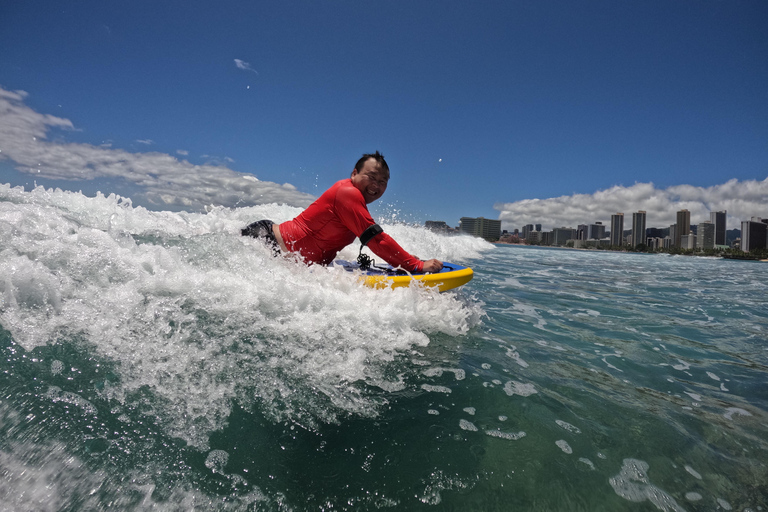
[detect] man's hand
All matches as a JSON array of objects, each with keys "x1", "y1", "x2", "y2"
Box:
[{"x1": 422, "y1": 259, "x2": 443, "y2": 273}]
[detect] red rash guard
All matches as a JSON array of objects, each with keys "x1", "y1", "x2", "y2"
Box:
[{"x1": 278, "y1": 179, "x2": 424, "y2": 271}]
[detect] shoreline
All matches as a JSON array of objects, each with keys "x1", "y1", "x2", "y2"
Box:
[{"x1": 491, "y1": 241, "x2": 768, "y2": 261}]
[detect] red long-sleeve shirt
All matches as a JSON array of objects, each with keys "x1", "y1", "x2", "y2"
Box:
[{"x1": 278, "y1": 179, "x2": 424, "y2": 271}]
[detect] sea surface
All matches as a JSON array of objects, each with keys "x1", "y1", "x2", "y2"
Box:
[{"x1": 1, "y1": 183, "x2": 767, "y2": 511}]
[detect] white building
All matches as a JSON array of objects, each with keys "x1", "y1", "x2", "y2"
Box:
[
  {"x1": 697, "y1": 221, "x2": 715, "y2": 251},
  {"x1": 680, "y1": 234, "x2": 696, "y2": 250}
]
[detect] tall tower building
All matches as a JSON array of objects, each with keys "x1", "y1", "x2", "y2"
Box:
[
  {"x1": 675, "y1": 209, "x2": 690, "y2": 247},
  {"x1": 710, "y1": 210, "x2": 726, "y2": 246},
  {"x1": 610, "y1": 213, "x2": 624, "y2": 246},
  {"x1": 741, "y1": 218, "x2": 768, "y2": 253},
  {"x1": 631, "y1": 211, "x2": 646, "y2": 248},
  {"x1": 697, "y1": 221, "x2": 715, "y2": 250}
]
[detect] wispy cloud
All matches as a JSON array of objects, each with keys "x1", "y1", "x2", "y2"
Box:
[
  {"x1": 495, "y1": 179, "x2": 768, "y2": 231},
  {"x1": 0, "y1": 87, "x2": 314, "y2": 211},
  {"x1": 136, "y1": 139, "x2": 154, "y2": 145},
  {"x1": 234, "y1": 59, "x2": 258, "y2": 74},
  {"x1": 176, "y1": 149, "x2": 188, "y2": 156}
]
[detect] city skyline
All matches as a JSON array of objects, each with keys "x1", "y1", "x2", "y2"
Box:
[
  {"x1": 492, "y1": 206, "x2": 768, "y2": 254},
  {"x1": 500, "y1": 208, "x2": 737, "y2": 243}
]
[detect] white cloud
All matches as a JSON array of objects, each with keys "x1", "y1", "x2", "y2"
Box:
[
  {"x1": 176, "y1": 149, "x2": 189, "y2": 156},
  {"x1": 495, "y1": 179, "x2": 768, "y2": 231},
  {"x1": 234, "y1": 59, "x2": 258, "y2": 74},
  {"x1": 136, "y1": 139, "x2": 154, "y2": 145},
  {"x1": 0, "y1": 86, "x2": 314, "y2": 211}
]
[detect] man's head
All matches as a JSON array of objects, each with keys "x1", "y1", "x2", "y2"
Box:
[{"x1": 351, "y1": 151, "x2": 390, "y2": 204}]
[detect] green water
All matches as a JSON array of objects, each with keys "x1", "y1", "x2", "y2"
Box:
[{"x1": 2, "y1": 239, "x2": 767, "y2": 510}]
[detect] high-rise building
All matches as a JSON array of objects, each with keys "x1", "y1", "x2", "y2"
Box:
[
  {"x1": 680, "y1": 234, "x2": 696, "y2": 250},
  {"x1": 526, "y1": 230, "x2": 542, "y2": 243},
  {"x1": 577, "y1": 224, "x2": 588, "y2": 241},
  {"x1": 552, "y1": 227, "x2": 577, "y2": 246},
  {"x1": 631, "y1": 211, "x2": 646, "y2": 248},
  {"x1": 610, "y1": 213, "x2": 624, "y2": 246},
  {"x1": 521, "y1": 224, "x2": 534, "y2": 239},
  {"x1": 710, "y1": 210, "x2": 726, "y2": 246},
  {"x1": 459, "y1": 217, "x2": 502, "y2": 241},
  {"x1": 697, "y1": 221, "x2": 715, "y2": 251},
  {"x1": 675, "y1": 209, "x2": 691, "y2": 248},
  {"x1": 741, "y1": 217, "x2": 768, "y2": 253},
  {"x1": 588, "y1": 222, "x2": 605, "y2": 240}
]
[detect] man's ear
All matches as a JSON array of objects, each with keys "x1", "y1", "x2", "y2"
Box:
[{"x1": 351, "y1": 168, "x2": 359, "y2": 178}]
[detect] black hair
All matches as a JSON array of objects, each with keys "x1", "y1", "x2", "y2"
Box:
[{"x1": 354, "y1": 151, "x2": 389, "y2": 175}]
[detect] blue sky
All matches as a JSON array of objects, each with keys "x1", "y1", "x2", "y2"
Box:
[{"x1": 1, "y1": 0, "x2": 767, "y2": 230}]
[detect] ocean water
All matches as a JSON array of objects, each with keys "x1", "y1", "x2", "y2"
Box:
[{"x1": 1, "y1": 183, "x2": 767, "y2": 511}]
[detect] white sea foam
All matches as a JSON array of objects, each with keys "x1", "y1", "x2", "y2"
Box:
[
  {"x1": 459, "y1": 419, "x2": 478, "y2": 431},
  {"x1": 0, "y1": 403, "x2": 267, "y2": 511},
  {"x1": 0, "y1": 184, "x2": 488, "y2": 449},
  {"x1": 503, "y1": 380, "x2": 537, "y2": 397},
  {"x1": 723, "y1": 407, "x2": 751, "y2": 420},
  {"x1": 204, "y1": 450, "x2": 229, "y2": 474},
  {"x1": 421, "y1": 384, "x2": 453, "y2": 394},
  {"x1": 510, "y1": 302, "x2": 547, "y2": 329},
  {"x1": 555, "y1": 420, "x2": 581, "y2": 434},
  {"x1": 485, "y1": 429, "x2": 525, "y2": 440},
  {"x1": 716, "y1": 498, "x2": 732, "y2": 510},
  {"x1": 505, "y1": 348, "x2": 529, "y2": 368},
  {"x1": 50, "y1": 359, "x2": 63, "y2": 375},
  {"x1": 609, "y1": 459, "x2": 685, "y2": 512},
  {"x1": 684, "y1": 465, "x2": 702, "y2": 479},
  {"x1": 422, "y1": 368, "x2": 466, "y2": 381},
  {"x1": 45, "y1": 386, "x2": 98, "y2": 415},
  {"x1": 555, "y1": 440, "x2": 572, "y2": 454}
]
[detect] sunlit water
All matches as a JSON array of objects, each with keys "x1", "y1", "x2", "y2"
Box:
[{"x1": 1, "y1": 183, "x2": 766, "y2": 511}]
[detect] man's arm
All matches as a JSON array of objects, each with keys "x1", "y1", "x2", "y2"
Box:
[
  {"x1": 334, "y1": 185, "x2": 429, "y2": 272},
  {"x1": 366, "y1": 233, "x2": 425, "y2": 272}
]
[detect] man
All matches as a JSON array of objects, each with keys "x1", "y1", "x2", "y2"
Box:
[{"x1": 242, "y1": 152, "x2": 443, "y2": 273}]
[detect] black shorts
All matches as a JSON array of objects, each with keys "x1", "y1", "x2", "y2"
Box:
[{"x1": 241, "y1": 220, "x2": 280, "y2": 255}]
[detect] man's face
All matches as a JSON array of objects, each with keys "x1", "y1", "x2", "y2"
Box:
[{"x1": 350, "y1": 158, "x2": 389, "y2": 204}]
